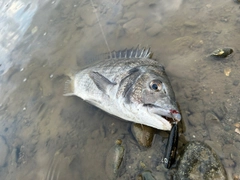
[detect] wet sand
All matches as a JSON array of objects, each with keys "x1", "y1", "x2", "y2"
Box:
[{"x1": 0, "y1": 0, "x2": 240, "y2": 179}]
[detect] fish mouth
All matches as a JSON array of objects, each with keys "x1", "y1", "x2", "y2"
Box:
[{"x1": 143, "y1": 104, "x2": 181, "y2": 124}]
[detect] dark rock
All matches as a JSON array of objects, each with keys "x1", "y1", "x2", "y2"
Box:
[
  {"x1": 176, "y1": 141, "x2": 227, "y2": 180},
  {"x1": 233, "y1": 80, "x2": 239, "y2": 86}
]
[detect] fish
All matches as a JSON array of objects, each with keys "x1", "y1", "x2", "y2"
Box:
[{"x1": 64, "y1": 47, "x2": 181, "y2": 131}]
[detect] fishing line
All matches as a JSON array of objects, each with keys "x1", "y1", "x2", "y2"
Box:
[{"x1": 90, "y1": 0, "x2": 112, "y2": 57}]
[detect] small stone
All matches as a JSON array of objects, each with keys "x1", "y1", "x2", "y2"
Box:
[
  {"x1": 131, "y1": 123, "x2": 155, "y2": 147},
  {"x1": 233, "y1": 80, "x2": 239, "y2": 86},
  {"x1": 188, "y1": 112, "x2": 204, "y2": 127},
  {"x1": 31, "y1": 26, "x2": 38, "y2": 34},
  {"x1": 146, "y1": 23, "x2": 162, "y2": 37},
  {"x1": 23, "y1": 78, "x2": 27, "y2": 82},
  {"x1": 105, "y1": 140, "x2": 125, "y2": 179},
  {"x1": 210, "y1": 48, "x2": 233, "y2": 58}
]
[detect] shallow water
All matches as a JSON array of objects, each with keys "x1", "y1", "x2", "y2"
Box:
[{"x1": 0, "y1": 0, "x2": 240, "y2": 179}]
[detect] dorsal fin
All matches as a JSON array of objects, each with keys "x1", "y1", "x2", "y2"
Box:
[{"x1": 108, "y1": 46, "x2": 152, "y2": 59}]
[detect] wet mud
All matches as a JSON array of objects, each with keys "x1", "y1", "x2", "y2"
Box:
[{"x1": 0, "y1": 0, "x2": 240, "y2": 179}]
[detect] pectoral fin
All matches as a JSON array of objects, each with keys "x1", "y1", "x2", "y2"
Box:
[{"x1": 89, "y1": 71, "x2": 117, "y2": 93}]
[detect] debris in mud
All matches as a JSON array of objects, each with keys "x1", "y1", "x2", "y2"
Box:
[
  {"x1": 224, "y1": 67, "x2": 231, "y2": 76},
  {"x1": 209, "y1": 48, "x2": 233, "y2": 58},
  {"x1": 105, "y1": 139, "x2": 125, "y2": 180},
  {"x1": 131, "y1": 123, "x2": 156, "y2": 148},
  {"x1": 175, "y1": 141, "x2": 227, "y2": 180}
]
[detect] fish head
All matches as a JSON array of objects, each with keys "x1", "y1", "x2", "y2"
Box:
[{"x1": 131, "y1": 66, "x2": 181, "y2": 129}]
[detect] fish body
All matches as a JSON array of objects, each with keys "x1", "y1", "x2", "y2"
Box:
[{"x1": 64, "y1": 47, "x2": 181, "y2": 131}]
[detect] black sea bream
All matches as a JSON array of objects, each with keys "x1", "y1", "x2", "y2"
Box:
[{"x1": 64, "y1": 47, "x2": 181, "y2": 131}]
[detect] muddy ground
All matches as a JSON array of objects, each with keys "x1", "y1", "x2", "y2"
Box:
[{"x1": 0, "y1": 0, "x2": 240, "y2": 179}]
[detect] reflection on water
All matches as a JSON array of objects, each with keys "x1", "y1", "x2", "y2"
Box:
[{"x1": 0, "y1": 0, "x2": 240, "y2": 179}]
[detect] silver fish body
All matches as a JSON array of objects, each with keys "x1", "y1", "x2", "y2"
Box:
[{"x1": 64, "y1": 48, "x2": 181, "y2": 131}]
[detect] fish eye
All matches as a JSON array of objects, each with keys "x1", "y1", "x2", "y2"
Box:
[{"x1": 149, "y1": 80, "x2": 162, "y2": 91}]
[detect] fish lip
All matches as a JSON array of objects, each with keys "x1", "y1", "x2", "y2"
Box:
[{"x1": 143, "y1": 103, "x2": 181, "y2": 123}]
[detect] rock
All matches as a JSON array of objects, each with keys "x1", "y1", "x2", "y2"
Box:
[
  {"x1": 0, "y1": 136, "x2": 8, "y2": 167},
  {"x1": 105, "y1": 139, "x2": 125, "y2": 180},
  {"x1": 146, "y1": 23, "x2": 162, "y2": 37},
  {"x1": 233, "y1": 80, "x2": 239, "y2": 86},
  {"x1": 176, "y1": 141, "x2": 227, "y2": 180},
  {"x1": 209, "y1": 48, "x2": 233, "y2": 58},
  {"x1": 131, "y1": 123, "x2": 156, "y2": 148},
  {"x1": 187, "y1": 112, "x2": 204, "y2": 127},
  {"x1": 123, "y1": 18, "x2": 144, "y2": 34}
]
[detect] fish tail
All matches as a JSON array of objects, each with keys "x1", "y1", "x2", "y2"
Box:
[{"x1": 63, "y1": 76, "x2": 75, "y2": 96}]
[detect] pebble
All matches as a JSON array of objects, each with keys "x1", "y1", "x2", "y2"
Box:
[
  {"x1": 187, "y1": 112, "x2": 204, "y2": 127},
  {"x1": 105, "y1": 139, "x2": 125, "y2": 179},
  {"x1": 176, "y1": 141, "x2": 227, "y2": 180},
  {"x1": 0, "y1": 136, "x2": 8, "y2": 167},
  {"x1": 233, "y1": 80, "x2": 239, "y2": 86},
  {"x1": 224, "y1": 67, "x2": 231, "y2": 76},
  {"x1": 210, "y1": 48, "x2": 233, "y2": 58},
  {"x1": 146, "y1": 23, "x2": 162, "y2": 37},
  {"x1": 131, "y1": 123, "x2": 155, "y2": 148}
]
